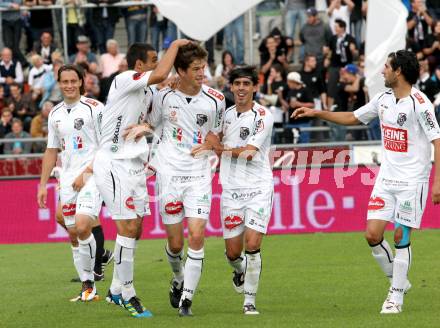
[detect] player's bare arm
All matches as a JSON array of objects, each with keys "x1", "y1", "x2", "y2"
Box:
[
  {"x1": 431, "y1": 138, "x2": 440, "y2": 204},
  {"x1": 72, "y1": 165, "x2": 93, "y2": 192},
  {"x1": 37, "y1": 148, "x2": 58, "y2": 208},
  {"x1": 291, "y1": 106, "x2": 361, "y2": 125},
  {"x1": 190, "y1": 132, "x2": 223, "y2": 157},
  {"x1": 122, "y1": 122, "x2": 154, "y2": 142},
  {"x1": 148, "y1": 39, "x2": 191, "y2": 86}
]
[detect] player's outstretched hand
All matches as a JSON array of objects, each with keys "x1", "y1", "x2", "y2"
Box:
[
  {"x1": 291, "y1": 107, "x2": 316, "y2": 120},
  {"x1": 72, "y1": 172, "x2": 88, "y2": 192},
  {"x1": 432, "y1": 180, "x2": 440, "y2": 204},
  {"x1": 37, "y1": 185, "x2": 47, "y2": 208},
  {"x1": 191, "y1": 143, "x2": 213, "y2": 158},
  {"x1": 122, "y1": 123, "x2": 153, "y2": 142}
]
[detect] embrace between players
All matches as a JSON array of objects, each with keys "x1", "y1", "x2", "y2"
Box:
[{"x1": 37, "y1": 42, "x2": 440, "y2": 317}]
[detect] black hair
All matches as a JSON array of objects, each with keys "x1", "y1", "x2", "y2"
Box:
[
  {"x1": 388, "y1": 50, "x2": 419, "y2": 85},
  {"x1": 174, "y1": 43, "x2": 208, "y2": 72},
  {"x1": 335, "y1": 19, "x2": 347, "y2": 30},
  {"x1": 221, "y1": 50, "x2": 235, "y2": 67},
  {"x1": 126, "y1": 43, "x2": 156, "y2": 70},
  {"x1": 229, "y1": 66, "x2": 259, "y2": 85},
  {"x1": 57, "y1": 64, "x2": 85, "y2": 95}
]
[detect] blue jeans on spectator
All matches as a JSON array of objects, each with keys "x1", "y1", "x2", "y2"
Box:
[
  {"x1": 286, "y1": 122, "x2": 311, "y2": 144},
  {"x1": 151, "y1": 21, "x2": 167, "y2": 52},
  {"x1": 368, "y1": 117, "x2": 381, "y2": 140},
  {"x1": 351, "y1": 19, "x2": 363, "y2": 48},
  {"x1": 167, "y1": 20, "x2": 177, "y2": 41},
  {"x1": 285, "y1": 9, "x2": 306, "y2": 39},
  {"x1": 224, "y1": 15, "x2": 244, "y2": 64},
  {"x1": 126, "y1": 17, "x2": 147, "y2": 45},
  {"x1": 92, "y1": 19, "x2": 115, "y2": 54}
]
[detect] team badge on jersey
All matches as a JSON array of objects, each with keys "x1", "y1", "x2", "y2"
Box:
[
  {"x1": 253, "y1": 119, "x2": 264, "y2": 135},
  {"x1": 73, "y1": 136, "x2": 83, "y2": 149},
  {"x1": 193, "y1": 130, "x2": 202, "y2": 144},
  {"x1": 196, "y1": 114, "x2": 208, "y2": 127},
  {"x1": 240, "y1": 127, "x2": 250, "y2": 140},
  {"x1": 74, "y1": 118, "x2": 84, "y2": 130},
  {"x1": 397, "y1": 113, "x2": 407, "y2": 126}
]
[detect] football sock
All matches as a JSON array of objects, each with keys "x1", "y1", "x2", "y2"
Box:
[
  {"x1": 370, "y1": 239, "x2": 394, "y2": 281},
  {"x1": 181, "y1": 247, "x2": 204, "y2": 303},
  {"x1": 114, "y1": 234, "x2": 137, "y2": 301},
  {"x1": 244, "y1": 249, "x2": 262, "y2": 306},
  {"x1": 390, "y1": 245, "x2": 411, "y2": 305},
  {"x1": 71, "y1": 246, "x2": 82, "y2": 279},
  {"x1": 165, "y1": 243, "x2": 184, "y2": 284},
  {"x1": 78, "y1": 234, "x2": 96, "y2": 282},
  {"x1": 92, "y1": 225, "x2": 104, "y2": 275},
  {"x1": 227, "y1": 252, "x2": 246, "y2": 274}
]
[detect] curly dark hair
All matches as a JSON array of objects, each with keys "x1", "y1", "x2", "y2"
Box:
[
  {"x1": 174, "y1": 43, "x2": 208, "y2": 72},
  {"x1": 388, "y1": 50, "x2": 419, "y2": 85},
  {"x1": 229, "y1": 66, "x2": 259, "y2": 85}
]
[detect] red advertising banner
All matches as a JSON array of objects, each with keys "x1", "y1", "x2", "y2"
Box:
[{"x1": 1, "y1": 167, "x2": 439, "y2": 244}]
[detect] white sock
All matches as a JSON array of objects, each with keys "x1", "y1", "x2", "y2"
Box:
[
  {"x1": 165, "y1": 243, "x2": 184, "y2": 284},
  {"x1": 244, "y1": 250, "x2": 262, "y2": 306},
  {"x1": 78, "y1": 234, "x2": 96, "y2": 282},
  {"x1": 390, "y1": 246, "x2": 411, "y2": 305},
  {"x1": 114, "y1": 234, "x2": 137, "y2": 301},
  {"x1": 227, "y1": 252, "x2": 246, "y2": 274},
  {"x1": 181, "y1": 248, "x2": 204, "y2": 303},
  {"x1": 370, "y1": 239, "x2": 394, "y2": 281},
  {"x1": 71, "y1": 246, "x2": 81, "y2": 279}
]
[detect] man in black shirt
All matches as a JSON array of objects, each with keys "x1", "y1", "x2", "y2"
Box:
[{"x1": 300, "y1": 54, "x2": 327, "y2": 110}]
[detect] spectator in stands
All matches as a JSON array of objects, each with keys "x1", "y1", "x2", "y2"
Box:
[
  {"x1": 24, "y1": 0, "x2": 55, "y2": 43},
  {"x1": 259, "y1": 29, "x2": 289, "y2": 78},
  {"x1": 300, "y1": 54, "x2": 327, "y2": 110},
  {"x1": 350, "y1": 0, "x2": 365, "y2": 48},
  {"x1": 326, "y1": 19, "x2": 357, "y2": 110},
  {"x1": 0, "y1": 0, "x2": 28, "y2": 67},
  {"x1": 78, "y1": 62, "x2": 100, "y2": 99},
  {"x1": 418, "y1": 58, "x2": 439, "y2": 102},
  {"x1": 32, "y1": 31, "x2": 58, "y2": 65},
  {"x1": 99, "y1": 39, "x2": 124, "y2": 78},
  {"x1": 0, "y1": 108, "x2": 13, "y2": 154},
  {"x1": 224, "y1": 14, "x2": 245, "y2": 64},
  {"x1": 407, "y1": 0, "x2": 433, "y2": 51},
  {"x1": 40, "y1": 59, "x2": 63, "y2": 106},
  {"x1": 423, "y1": 20, "x2": 440, "y2": 73},
  {"x1": 280, "y1": 72, "x2": 314, "y2": 143},
  {"x1": 30, "y1": 100, "x2": 52, "y2": 152},
  {"x1": 150, "y1": 5, "x2": 168, "y2": 52},
  {"x1": 328, "y1": 0, "x2": 354, "y2": 34},
  {"x1": 28, "y1": 54, "x2": 52, "y2": 102},
  {"x1": 6, "y1": 83, "x2": 36, "y2": 131},
  {"x1": 88, "y1": 0, "x2": 120, "y2": 54},
  {"x1": 0, "y1": 47, "x2": 24, "y2": 97},
  {"x1": 123, "y1": 2, "x2": 148, "y2": 45},
  {"x1": 426, "y1": 0, "x2": 440, "y2": 20},
  {"x1": 99, "y1": 58, "x2": 127, "y2": 102},
  {"x1": 57, "y1": 0, "x2": 87, "y2": 56},
  {"x1": 0, "y1": 85, "x2": 6, "y2": 112},
  {"x1": 254, "y1": 0, "x2": 283, "y2": 40},
  {"x1": 3, "y1": 118, "x2": 32, "y2": 155},
  {"x1": 214, "y1": 50, "x2": 236, "y2": 87},
  {"x1": 262, "y1": 63, "x2": 286, "y2": 96},
  {"x1": 69, "y1": 35, "x2": 98, "y2": 65},
  {"x1": 284, "y1": 0, "x2": 307, "y2": 42},
  {"x1": 300, "y1": 7, "x2": 332, "y2": 62}
]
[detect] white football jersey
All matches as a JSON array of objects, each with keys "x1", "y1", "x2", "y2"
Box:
[
  {"x1": 147, "y1": 85, "x2": 225, "y2": 176},
  {"x1": 98, "y1": 70, "x2": 152, "y2": 161},
  {"x1": 47, "y1": 96, "x2": 103, "y2": 180},
  {"x1": 354, "y1": 87, "x2": 440, "y2": 182},
  {"x1": 220, "y1": 102, "x2": 274, "y2": 189}
]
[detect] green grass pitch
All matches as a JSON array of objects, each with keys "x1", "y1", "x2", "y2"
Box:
[{"x1": 2, "y1": 231, "x2": 440, "y2": 327}]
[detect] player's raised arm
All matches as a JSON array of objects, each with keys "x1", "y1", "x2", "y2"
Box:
[
  {"x1": 148, "y1": 39, "x2": 191, "y2": 86},
  {"x1": 292, "y1": 106, "x2": 361, "y2": 125}
]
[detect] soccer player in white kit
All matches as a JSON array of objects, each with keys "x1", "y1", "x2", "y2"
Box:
[
  {"x1": 93, "y1": 40, "x2": 189, "y2": 318},
  {"x1": 38, "y1": 64, "x2": 104, "y2": 301},
  {"x1": 143, "y1": 43, "x2": 225, "y2": 316},
  {"x1": 292, "y1": 50, "x2": 440, "y2": 314},
  {"x1": 192, "y1": 66, "x2": 274, "y2": 315}
]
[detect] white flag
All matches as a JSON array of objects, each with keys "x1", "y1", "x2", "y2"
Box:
[
  {"x1": 151, "y1": 0, "x2": 263, "y2": 41},
  {"x1": 365, "y1": 0, "x2": 408, "y2": 97}
]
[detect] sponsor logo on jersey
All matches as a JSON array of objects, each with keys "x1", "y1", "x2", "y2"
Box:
[
  {"x1": 368, "y1": 197, "x2": 385, "y2": 211},
  {"x1": 85, "y1": 98, "x2": 99, "y2": 107},
  {"x1": 74, "y1": 118, "x2": 84, "y2": 130},
  {"x1": 125, "y1": 197, "x2": 135, "y2": 210},
  {"x1": 196, "y1": 113, "x2": 208, "y2": 127},
  {"x1": 208, "y1": 88, "x2": 224, "y2": 101},
  {"x1": 193, "y1": 130, "x2": 202, "y2": 144},
  {"x1": 73, "y1": 136, "x2": 83, "y2": 149},
  {"x1": 382, "y1": 124, "x2": 408, "y2": 152},
  {"x1": 399, "y1": 200, "x2": 413, "y2": 214},
  {"x1": 240, "y1": 127, "x2": 250, "y2": 140},
  {"x1": 173, "y1": 127, "x2": 182, "y2": 142},
  {"x1": 169, "y1": 110, "x2": 177, "y2": 123},
  {"x1": 165, "y1": 201, "x2": 184, "y2": 215},
  {"x1": 257, "y1": 107, "x2": 266, "y2": 116},
  {"x1": 421, "y1": 110, "x2": 436, "y2": 130},
  {"x1": 397, "y1": 113, "x2": 407, "y2": 126},
  {"x1": 253, "y1": 119, "x2": 264, "y2": 135},
  {"x1": 224, "y1": 215, "x2": 243, "y2": 230},
  {"x1": 62, "y1": 203, "x2": 76, "y2": 217},
  {"x1": 414, "y1": 92, "x2": 425, "y2": 104},
  {"x1": 133, "y1": 72, "x2": 145, "y2": 80},
  {"x1": 112, "y1": 115, "x2": 123, "y2": 147},
  {"x1": 232, "y1": 190, "x2": 262, "y2": 201}
]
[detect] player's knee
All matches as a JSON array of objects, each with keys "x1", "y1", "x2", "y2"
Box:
[
  {"x1": 55, "y1": 211, "x2": 64, "y2": 225},
  {"x1": 365, "y1": 230, "x2": 383, "y2": 245},
  {"x1": 67, "y1": 229, "x2": 78, "y2": 246},
  {"x1": 168, "y1": 240, "x2": 184, "y2": 254},
  {"x1": 245, "y1": 240, "x2": 261, "y2": 252},
  {"x1": 225, "y1": 249, "x2": 242, "y2": 261},
  {"x1": 188, "y1": 233, "x2": 204, "y2": 250}
]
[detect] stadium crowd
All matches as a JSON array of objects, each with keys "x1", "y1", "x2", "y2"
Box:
[{"x1": 1, "y1": 0, "x2": 440, "y2": 154}]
